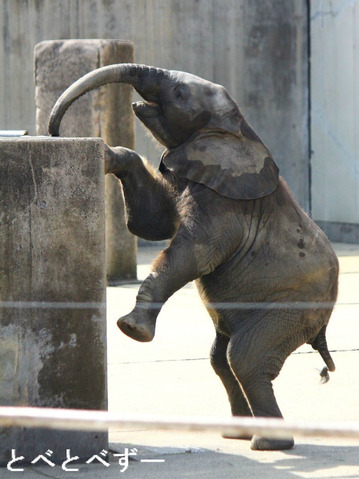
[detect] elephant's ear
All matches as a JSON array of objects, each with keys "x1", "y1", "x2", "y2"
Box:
[{"x1": 161, "y1": 129, "x2": 279, "y2": 200}]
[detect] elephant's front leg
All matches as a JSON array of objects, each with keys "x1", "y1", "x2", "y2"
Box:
[
  {"x1": 105, "y1": 145, "x2": 179, "y2": 241},
  {"x1": 117, "y1": 231, "x2": 200, "y2": 342}
]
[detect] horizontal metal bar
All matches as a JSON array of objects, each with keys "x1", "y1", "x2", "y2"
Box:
[
  {"x1": 0, "y1": 301, "x2": 105, "y2": 310},
  {"x1": 0, "y1": 407, "x2": 358, "y2": 440},
  {"x1": 0, "y1": 301, "x2": 356, "y2": 310}
]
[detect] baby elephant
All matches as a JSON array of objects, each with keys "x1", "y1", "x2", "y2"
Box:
[{"x1": 49, "y1": 63, "x2": 339, "y2": 450}]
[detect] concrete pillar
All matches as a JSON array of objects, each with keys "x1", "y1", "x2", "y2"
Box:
[
  {"x1": 34, "y1": 39, "x2": 137, "y2": 283},
  {"x1": 0, "y1": 137, "x2": 107, "y2": 465}
]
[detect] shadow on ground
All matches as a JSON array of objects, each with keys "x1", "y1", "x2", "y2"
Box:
[{"x1": 103, "y1": 442, "x2": 359, "y2": 479}]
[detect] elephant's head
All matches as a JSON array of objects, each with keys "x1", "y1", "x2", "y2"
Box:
[{"x1": 49, "y1": 63, "x2": 279, "y2": 199}]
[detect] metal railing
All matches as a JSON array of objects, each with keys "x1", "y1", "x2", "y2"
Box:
[{"x1": 0, "y1": 407, "x2": 358, "y2": 440}]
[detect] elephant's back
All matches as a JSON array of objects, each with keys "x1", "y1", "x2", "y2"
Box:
[{"x1": 269, "y1": 179, "x2": 339, "y2": 298}]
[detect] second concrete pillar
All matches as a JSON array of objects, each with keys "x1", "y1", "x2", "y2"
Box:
[{"x1": 34, "y1": 39, "x2": 137, "y2": 283}]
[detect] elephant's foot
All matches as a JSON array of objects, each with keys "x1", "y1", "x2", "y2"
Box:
[
  {"x1": 250, "y1": 435, "x2": 294, "y2": 451},
  {"x1": 104, "y1": 145, "x2": 138, "y2": 176},
  {"x1": 117, "y1": 306, "x2": 156, "y2": 342}
]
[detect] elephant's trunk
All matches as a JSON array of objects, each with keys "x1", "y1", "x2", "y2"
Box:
[{"x1": 48, "y1": 63, "x2": 169, "y2": 136}]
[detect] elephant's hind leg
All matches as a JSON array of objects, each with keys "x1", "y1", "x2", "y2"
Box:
[
  {"x1": 227, "y1": 324, "x2": 295, "y2": 451},
  {"x1": 210, "y1": 331, "x2": 252, "y2": 439}
]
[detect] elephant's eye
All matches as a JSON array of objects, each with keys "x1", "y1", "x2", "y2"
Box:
[{"x1": 174, "y1": 85, "x2": 188, "y2": 101}]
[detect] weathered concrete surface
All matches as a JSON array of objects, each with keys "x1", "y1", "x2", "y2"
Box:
[
  {"x1": 2, "y1": 1, "x2": 310, "y2": 210},
  {"x1": 35, "y1": 39, "x2": 137, "y2": 282},
  {"x1": 0, "y1": 137, "x2": 107, "y2": 464},
  {"x1": 234, "y1": 0, "x2": 309, "y2": 210}
]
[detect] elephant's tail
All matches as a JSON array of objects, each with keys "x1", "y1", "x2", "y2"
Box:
[{"x1": 310, "y1": 325, "x2": 335, "y2": 383}]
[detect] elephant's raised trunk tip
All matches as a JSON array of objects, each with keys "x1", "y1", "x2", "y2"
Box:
[{"x1": 48, "y1": 98, "x2": 64, "y2": 137}]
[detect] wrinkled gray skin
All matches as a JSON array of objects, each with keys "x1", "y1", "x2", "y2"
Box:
[{"x1": 49, "y1": 64, "x2": 339, "y2": 451}]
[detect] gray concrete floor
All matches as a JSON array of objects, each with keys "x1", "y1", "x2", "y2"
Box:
[{"x1": 7, "y1": 242, "x2": 359, "y2": 478}]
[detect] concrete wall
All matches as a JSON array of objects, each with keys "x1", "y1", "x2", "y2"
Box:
[
  {"x1": 310, "y1": 0, "x2": 359, "y2": 241},
  {"x1": 0, "y1": 0, "x2": 309, "y2": 209},
  {"x1": 0, "y1": 137, "x2": 107, "y2": 464}
]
